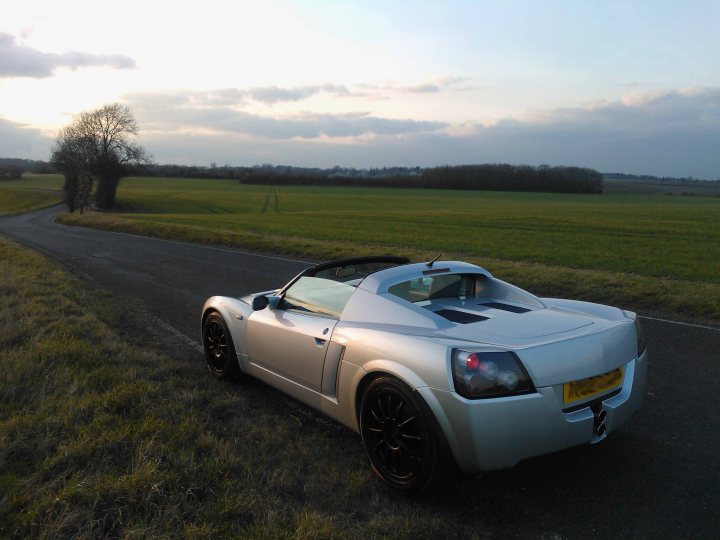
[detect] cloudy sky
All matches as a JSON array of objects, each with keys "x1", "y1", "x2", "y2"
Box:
[{"x1": 1, "y1": 0, "x2": 719, "y2": 178}]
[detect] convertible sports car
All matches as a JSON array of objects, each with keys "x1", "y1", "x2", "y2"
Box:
[{"x1": 201, "y1": 256, "x2": 647, "y2": 493}]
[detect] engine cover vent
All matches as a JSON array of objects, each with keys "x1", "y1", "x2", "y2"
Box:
[
  {"x1": 434, "y1": 309, "x2": 489, "y2": 324},
  {"x1": 480, "y1": 302, "x2": 531, "y2": 314}
]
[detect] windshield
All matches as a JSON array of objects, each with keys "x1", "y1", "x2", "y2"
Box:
[{"x1": 283, "y1": 276, "x2": 357, "y2": 318}]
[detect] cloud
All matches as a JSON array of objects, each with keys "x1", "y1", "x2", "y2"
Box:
[
  {"x1": 527, "y1": 87, "x2": 720, "y2": 132},
  {"x1": 0, "y1": 116, "x2": 52, "y2": 158},
  {"x1": 243, "y1": 78, "x2": 470, "y2": 102},
  {"x1": 356, "y1": 76, "x2": 473, "y2": 95},
  {"x1": 5, "y1": 84, "x2": 707, "y2": 178},
  {"x1": 122, "y1": 84, "x2": 354, "y2": 110},
  {"x1": 125, "y1": 90, "x2": 448, "y2": 139},
  {"x1": 449, "y1": 87, "x2": 720, "y2": 177},
  {"x1": 400, "y1": 83, "x2": 441, "y2": 93},
  {"x1": 131, "y1": 87, "x2": 720, "y2": 178},
  {"x1": 248, "y1": 84, "x2": 351, "y2": 104},
  {"x1": 0, "y1": 33, "x2": 135, "y2": 78},
  {"x1": 399, "y1": 77, "x2": 472, "y2": 94},
  {"x1": 123, "y1": 78, "x2": 467, "y2": 114}
]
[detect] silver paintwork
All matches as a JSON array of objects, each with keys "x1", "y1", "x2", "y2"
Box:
[{"x1": 202, "y1": 261, "x2": 647, "y2": 472}]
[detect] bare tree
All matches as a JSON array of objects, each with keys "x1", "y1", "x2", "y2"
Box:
[
  {"x1": 51, "y1": 103, "x2": 151, "y2": 209},
  {"x1": 51, "y1": 129, "x2": 89, "y2": 212}
]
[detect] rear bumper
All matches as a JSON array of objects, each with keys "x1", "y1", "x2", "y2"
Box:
[{"x1": 419, "y1": 349, "x2": 648, "y2": 473}]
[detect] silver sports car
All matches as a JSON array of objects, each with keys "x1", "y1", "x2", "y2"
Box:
[{"x1": 201, "y1": 256, "x2": 647, "y2": 493}]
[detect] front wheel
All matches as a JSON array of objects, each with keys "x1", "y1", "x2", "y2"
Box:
[
  {"x1": 359, "y1": 376, "x2": 440, "y2": 494},
  {"x1": 202, "y1": 312, "x2": 241, "y2": 380}
]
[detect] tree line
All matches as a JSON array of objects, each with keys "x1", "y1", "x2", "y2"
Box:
[
  {"x1": 235, "y1": 164, "x2": 604, "y2": 194},
  {"x1": 143, "y1": 163, "x2": 423, "y2": 180},
  {"x1": 10, "y1": 104, "x2": 606, "y2": 202},
  {"x1": 0, "y1": 158, "x2": 54, "y2": 180}
]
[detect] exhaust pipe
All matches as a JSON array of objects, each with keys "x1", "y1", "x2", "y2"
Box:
[{"x1": 592, "y1": 407, "x2": 607, "y2": 436}]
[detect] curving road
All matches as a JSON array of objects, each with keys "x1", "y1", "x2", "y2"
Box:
[{"x1": 2, "y1": 205, "x2": 719, "y2": 539}]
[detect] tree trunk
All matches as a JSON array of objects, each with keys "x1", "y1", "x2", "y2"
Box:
[
  {"x1": 95, "y1": 175, "x2": 120, "y2": 209},
  {"x1": 62, "y1": 174, "x2": 78, "y2": 212}
]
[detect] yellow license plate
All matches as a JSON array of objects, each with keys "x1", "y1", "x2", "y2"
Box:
[{"x1": 563, "y1": 368, "x2": 624, "y2": 404}]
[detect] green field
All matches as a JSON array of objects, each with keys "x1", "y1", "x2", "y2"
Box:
[
  {"x1": 0, "y1": 176, "x2": 61, "y2": 214},
  {"x1": 6, "y1": 174, "x2": 720, "y2": 321}
]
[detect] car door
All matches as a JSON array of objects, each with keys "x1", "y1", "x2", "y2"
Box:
[
  {"x1": 247, "y1": 275, "x2": 355, "y2": 392},
  {"x1": 246, "y1": 308, "x2": 337, "y2": 392}
]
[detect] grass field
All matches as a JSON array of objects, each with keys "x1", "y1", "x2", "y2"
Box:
[
  {"x1": 0, "y1": 177, "x2": 61, "y2": 215},
  {"x1": 48, "y1": 174, "x2": 720, "y2": 322},
  {"x1": 4, "y1": 174, "x2": 719, "y2": 321},
  {"x1": 1, "y1": 236, "x2": 494, "y2": 538}
]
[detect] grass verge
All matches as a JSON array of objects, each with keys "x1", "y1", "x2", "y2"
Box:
[
  {"x1": 57, "y1": 212, "x2": 720, "y2": 323},
  {"x1": 1, "y1": 236, "x2": 491, "y2": 538}
]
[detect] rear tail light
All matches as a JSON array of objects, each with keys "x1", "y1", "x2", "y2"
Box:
[{"x1": 452, "y1": 350, "x2": 535, "y2": 399}]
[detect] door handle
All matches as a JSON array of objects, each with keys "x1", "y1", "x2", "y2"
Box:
[{"x1": 314, "y1": 337, "x2": 326, "y2": 347}]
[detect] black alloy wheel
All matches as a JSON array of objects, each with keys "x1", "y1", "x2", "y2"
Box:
[
  {"x1": 359, "y1": 376, "x2": 440, "y2": 494},
  {"x1": 203, "y1": 312, "x2": 241, "y2": 380}
]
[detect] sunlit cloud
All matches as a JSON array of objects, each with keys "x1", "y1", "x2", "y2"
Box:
[
  {"x1": 4, "y1": 85, "x2": 718, "y2": 178},
  {"x1": 248, "y1": 84, "x2": 352, "y2": 104},
  {"x1": 124, "y1": 90, "x2": 449, "y2": 139},
  {"x1": 0, "y1": 32, "x2": 135, "y2": 78},
  {"x1": 356, "y1": 76, "x2": 473, "y2": 96},
  {"x1": 129, "y1": 87, "x2": 720, "y2": 178}
]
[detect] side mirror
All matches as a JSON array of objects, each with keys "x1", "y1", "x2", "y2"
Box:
[{"x1": 252, "y1": 295, "x2": 269, "y2": 311}]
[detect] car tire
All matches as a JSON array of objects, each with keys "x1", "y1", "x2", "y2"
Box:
[
  {"x1": 359, "y1": 376, "x2": 440, "y2": 494},
  {"x1": 202, "y1": 311, "x2": 241, "y2": 380}
]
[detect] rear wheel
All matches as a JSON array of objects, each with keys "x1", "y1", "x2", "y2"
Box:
[
  {"x1": 359, "y1": 376, "x2": 440, "y2": 494},
  {"x1": 203, "y1": 312, "x2": 241, "y2": 380}
]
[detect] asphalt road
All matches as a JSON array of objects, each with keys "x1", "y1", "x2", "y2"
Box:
[{"x1": 2, "y1": 205, "x2": 719, "y2": 539}]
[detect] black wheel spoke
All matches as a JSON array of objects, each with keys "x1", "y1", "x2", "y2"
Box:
[
  {"x1": 203, "y1": 314, "x2": 240, "y2": 381},
  {"x1": 205, "y1": 319, "x2": 230, "y2": 372},
  {"x1": 389, "y1": 447, "x2": 399, "y2": 472},
  {"x1": 370, "y1": 409, "x2": 385, "y2": 425},
  {"x1": 398, "y1": 416, "x2": 415, "y2": 428},
  {"x1": 377, "y1": 397, "x2": 388, "y2": 419},
  {"x1": 361, "y1": 381, "x2": 434, "y2": 489},
  {"x1": 399, "y1": 441, "x2": 420, "y2": 461}
]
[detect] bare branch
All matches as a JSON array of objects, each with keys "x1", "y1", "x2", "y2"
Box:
[{"x1": 52, "y1": 102, "x2": 151, "y2": 208}]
